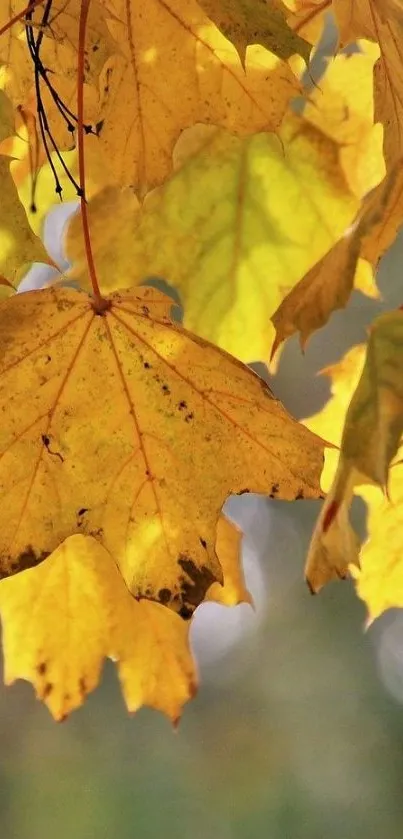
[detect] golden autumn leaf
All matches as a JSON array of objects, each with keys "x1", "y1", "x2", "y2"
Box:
[
  {"x1": 0, "y1": 284, "x2": 324, "y2": 616},
  {"x1": 0, "y1": 534, "x2": 197, "y2": 722},
  {"x1": 361, "y1": 165, "x2": 403, "y2": 272},
  {"x1": 354, "y1": 471, "x2": 403, "y2": 621},
  {"x1": 280, "y1": 29, "x2": 403, "y2": 278},
  {"x1": 65, "y1": 96, "x2": 383, "y2": 363},
  {"x1": 96, "y1": 0, "x2": 302, "y2": 192},
  {"x1": 0, "y1": 90, "x2": 49, "y2": 283},
  {"x1": 305, "y1": 344, "x2": 367, "y2": 451},
  {"x1": 335, "y1": 311, "x2": 403, "y2": 490},
  {"x1": 0, "y1": 511, "x2": 247, "y2": 721},
  {"x1": 206, "y1": 515, "x2": 252, "y2": 606},
  {"x1": 304, "y1": 456, "x2": 362, "y2": 593},
  {"x1": 271, "y1": 167, "x2": 398, "y2": 353},
  {"x1": 303, "y1": 344, "x2": 365, "y2": 590},
  {"x1": 199, "y1": 0, "x2": 311, "y2": 65},
  {"x1": 305, "y1": 311, "x2": 403, "y2": 592},
  {"x1": 298, "y1": 41, "x2": 383, "y2": 198},
  {"x1": 285, "y1": 0, "x2": 403, "y2": 167}
]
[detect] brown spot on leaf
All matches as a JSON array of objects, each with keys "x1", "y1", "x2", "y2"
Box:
[
  {"x1": 178, "y1": 556, "x2": 216, "y2": 614},
  {"x1": 89, "y1": 527, "x2": 104, "y2": 540},
  {"x1": 37, "y1": 661, "x2": 47, "y2": 676},
  {"x1": 5, "y1": 546, "x2": 51, "y2": 577},
  {"x1": 79, "y1": 677, "x2": 87, "y2": 697},
  {"x1": 296, "y1": 489, "x2": 305, "y2": 500},
  {"x1": 199, "y1": 537, "x2": 207, "y2": 549},
  {"x1": 43, "y1": 682, "x2": 53, "y2": 698},
  {"x1": 41, "y1": 434, "x2": 64, "y2": 463},
  {"x1": 76, "y1": 508, "x2": 89, "y2": 526},
  {"x1": 158, "y1": 587, "x2": 172, "y2": 605}
]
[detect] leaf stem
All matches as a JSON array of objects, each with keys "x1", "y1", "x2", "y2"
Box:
[
  {"x1": 0, "y1": 0, "x2": 45, "y2": 39},
  {"x1": 77, "y1": 0, "x2": 107, "y2": 311}
]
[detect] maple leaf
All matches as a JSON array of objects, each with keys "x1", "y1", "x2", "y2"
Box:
[
  {"x1": 95, "y1": 0, "x2": 302, "y2": 193},
  {"x1": 0, "y1": 285, "x2": 324, "y2": 616},
  {"x1": 271, "y1": 166, "x2": 398, "y2": 353},
  {"x1": 198, "y1": 0, "x2": 311, "y2": 65},
  {"x1": 0, "y1": 534, "x2": 197, "y2": 722},
  {"x1": 65, "y1": 96, "x2": 382, "y2": 363},
  {"x1": 305, "y1": 311, "x2": 403, "y2": 593},
  {"x1": 285, "y1": 0, "x2": 403, "y2": 166},
  {"x1": 270, "y1": 43, "x2": 403, "y2": 352},
  {"x1": 0, "y1": 512, "x2": 246, "y2": 720}
]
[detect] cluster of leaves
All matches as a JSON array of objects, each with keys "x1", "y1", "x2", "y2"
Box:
[{"x1": 0, "y1": 0, "x2": 402, "y2": 721}]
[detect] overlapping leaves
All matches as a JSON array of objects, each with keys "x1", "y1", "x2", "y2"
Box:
[{"x1": 0, "y1": 0, "x2": 402, "y2": 721}]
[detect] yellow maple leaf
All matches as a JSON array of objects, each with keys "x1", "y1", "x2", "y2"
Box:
[
  {"x1": 285, "y1": 0, "x2": 403, "y2": 167},
  {"x1": 282, "y1": 23, "x2": 403, "y2": 287},
  {"x1": 304, "y1": 311, "x2": 403, "y2": 592},
  {"x1": 96, "y1": 0, "x2": 302, "y2": 192},
  {"x1": 0, "y1": 516, "x2": 246, "y2": 723},
  {"x1": 271, "y1": 166, "x2": 398, "y2": 353},
  {"x1": 65, "y1": 88, "x2": 382, "y2": 363},
  {"x1": 0, "y1": 285, "x2": 324, "y2": 616},
  {"x1": 0, "y1": 512, "x2": 245, "y2": 720},
  {"x1": 198, "y1": 0, "x2": 311, "y2": 65},
  {"x1": 0, "y1": 534, "x2": 196, "y2": 722}
]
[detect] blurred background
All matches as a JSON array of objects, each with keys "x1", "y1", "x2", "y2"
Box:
[{"x1": 3, "y1": 15, "x2": 403, "y2": 839}]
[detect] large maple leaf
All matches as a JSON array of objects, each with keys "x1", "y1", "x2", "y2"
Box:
[{"x1": 0, "y1": 285, "x2": 324, "y2": 617}]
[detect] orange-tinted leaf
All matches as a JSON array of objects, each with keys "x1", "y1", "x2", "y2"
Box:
[
  {"x1": 271, "y1": 168, "x2": 397, "y2": 352},
  {"x1": 0, "y1": 286, "x2": 324, "y2": 617},
  {"x1": 96, "y1": 0, "x2": 301, "y2": 192},
  {"x1": 305, "y1": 310, "x2": 403, "y2": 592},
  {"x1": 305, "y1": 459, "x2": 361, "y2": 593}
]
